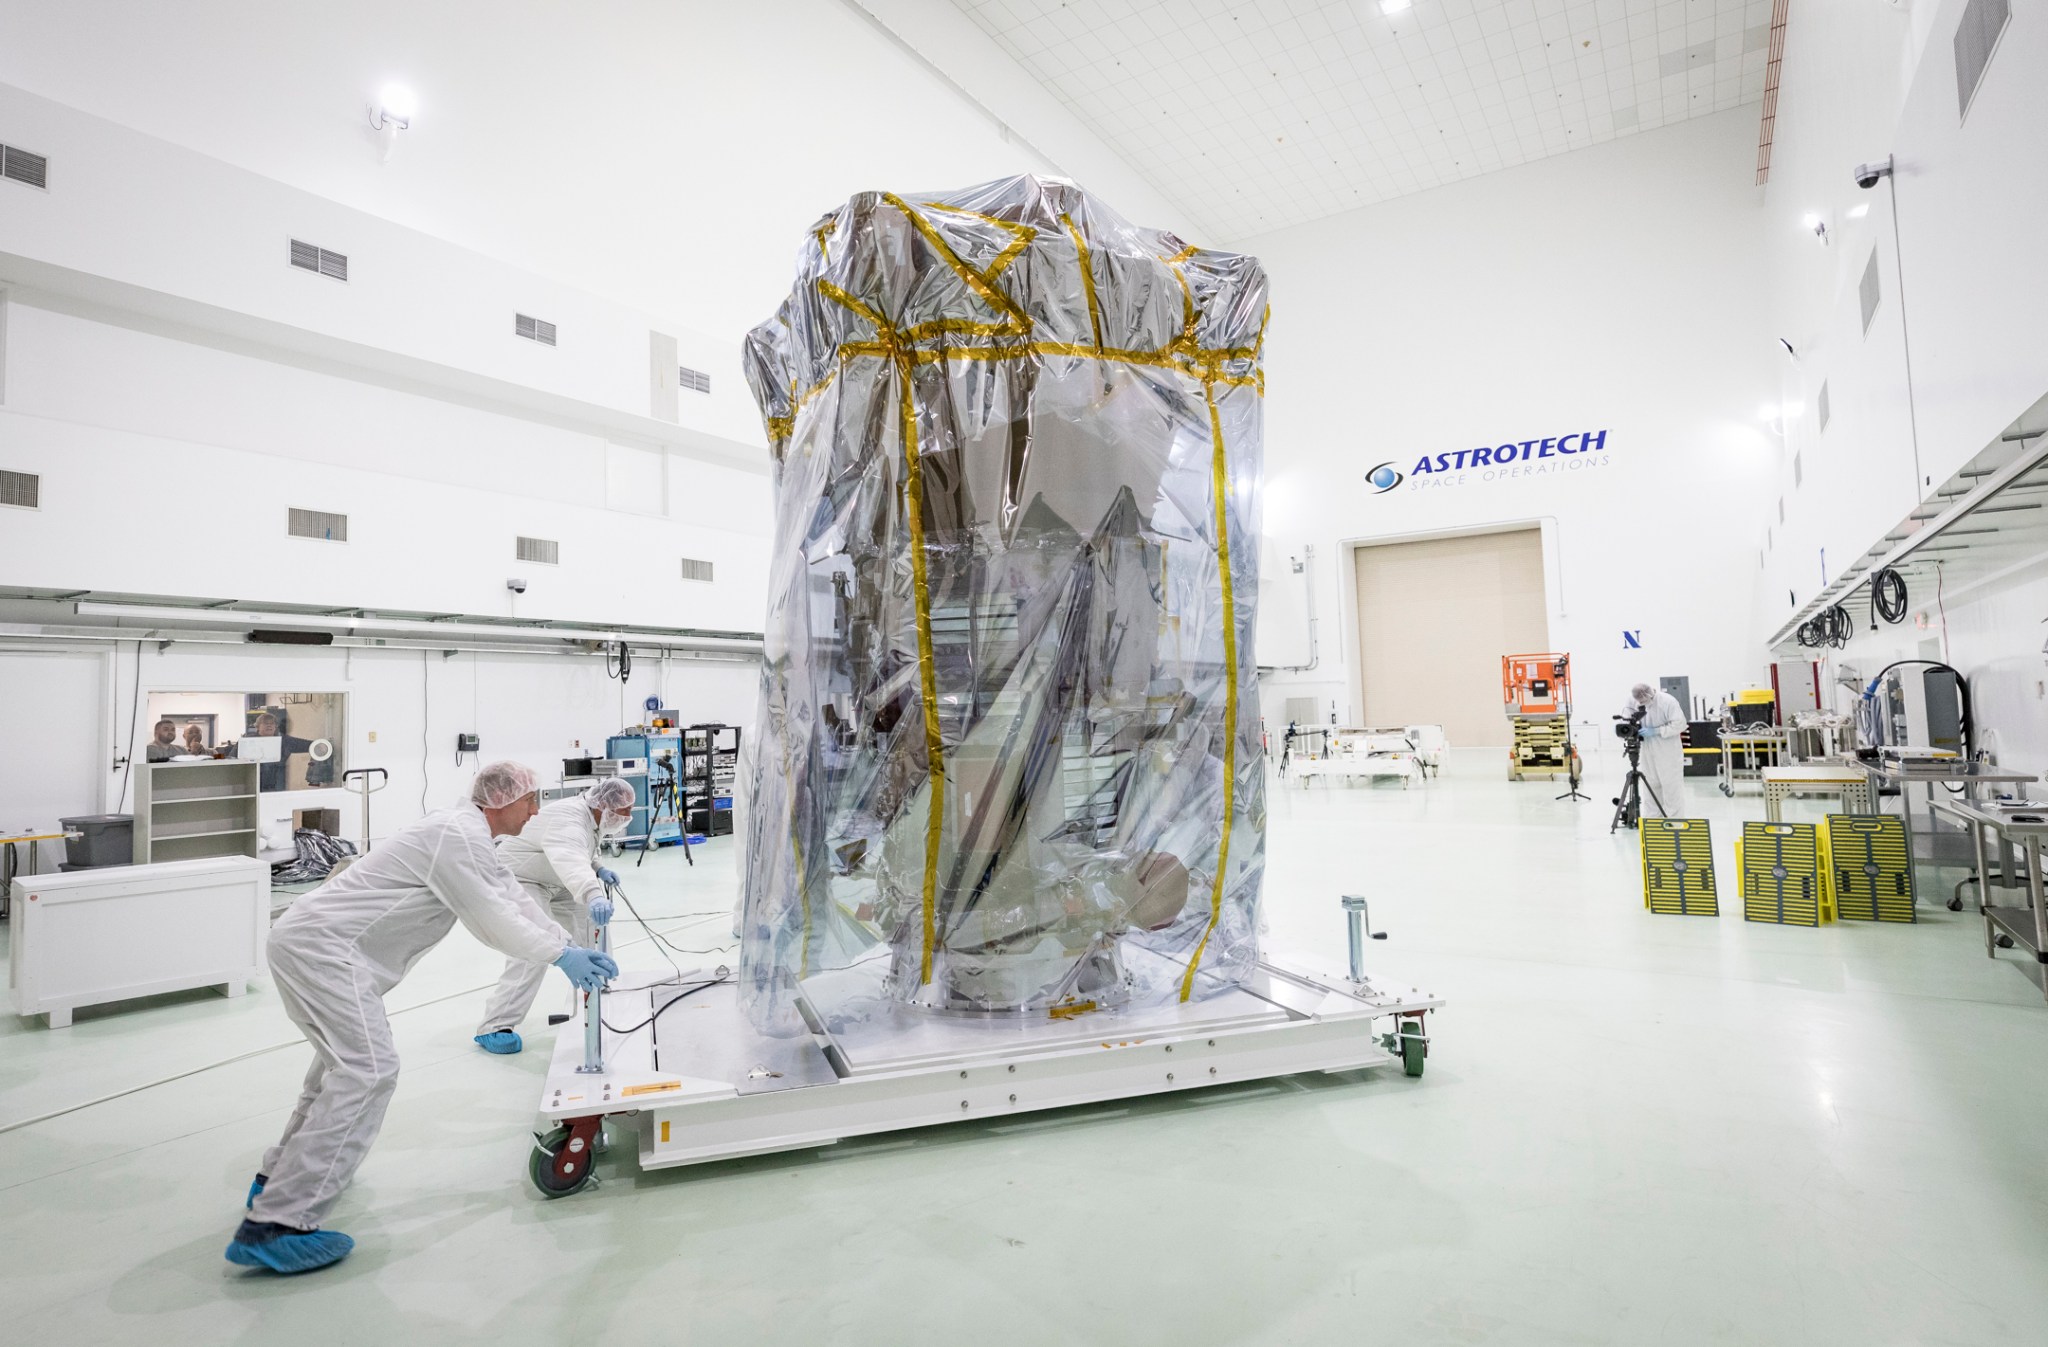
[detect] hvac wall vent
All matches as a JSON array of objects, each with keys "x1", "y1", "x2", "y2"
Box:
[
  {"x1": 0, "y1": 468, "x2": 40, "y2": 509},
  {"x1": 678, "y1": 365, "x2": 712, "y2": 394},
  {"x1": 1793, "y1": 452, "x2": 1803, "y2": 487},
  {"x1": 515, "y1": 535, "x2": 560, "y2": 565},
  {"x1": 515, "y1": 314, "x2": 557, "y2": 346},
  {"x1": 0, "y1": 143, "x2": 49, "y2": 189},
  {"x1": 288, "y1": 507, "x2": 348, "y2": 542},
  {"x1": 680, "y1": 557, "x2": 714, "y2": 583},
  {"x1": 1859, "y1": 250, "x2": 1882, "y2": 335},
  {"x1": 1955, "y1": 0, "x2": 2011, "y2": 120},
  {"x1": 289, "y1": 239, "x2": 349, "y2": 281},
  {"x1": 1817, "y1": 381, "x2": 1831, "y2": 432}
]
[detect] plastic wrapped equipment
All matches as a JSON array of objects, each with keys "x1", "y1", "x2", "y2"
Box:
[{"x1": 740, "y1": 175, "x2": 1266, "y2": 1029}]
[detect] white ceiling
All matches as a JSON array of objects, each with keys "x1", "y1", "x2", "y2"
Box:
[{"x1": 951, "y1": 0, "x2": 1775, "y2": 239}]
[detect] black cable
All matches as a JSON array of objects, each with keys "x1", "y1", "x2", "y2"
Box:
[
  {"x1": 117, "y1": 640, "x2": 143, "y2": 812},
  {"x1": 1862, "y1": 658, "x2": 1974, "y2": 759},
  {"x1": 601, "y1": 976, "x2": 726, "y2": 1034},
  {"x1": 1870, "y1": 567, "x2": 1908, "y2": 628},
  {"x1": 605, "y1": 640, "x2": 632, "y2": 682}
]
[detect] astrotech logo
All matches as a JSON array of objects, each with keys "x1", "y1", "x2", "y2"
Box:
[{"x1": 1365, "y1": 462, "x2": 1404, "y2": 493}]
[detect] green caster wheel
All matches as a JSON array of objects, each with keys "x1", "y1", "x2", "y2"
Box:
[
  {"x1": 529, "y1": 1125, "x2": 598, "y2": 1198},
  {"x1": 1398, "y1": 1021, "x2": 1426, "y2": 1078}
]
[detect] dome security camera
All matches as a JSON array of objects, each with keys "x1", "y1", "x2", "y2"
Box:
[
  {"x1": 1853, "y1": 158, "x2": 1894, "y2": 189},
  {"x1": 506, "y1": 577, "x2": 528, "y2": 594}
]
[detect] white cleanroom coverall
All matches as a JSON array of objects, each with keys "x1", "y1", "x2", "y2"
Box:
[
  {"x1": 476, "y1": 797, "x2": 610, "y2": 1035},
  {"x1": 251, "y1": 804, "x2": 570, "y2": 1231},
  {"x1": 1630, "y1": 689, "x2": 1689, "y2": 818}
]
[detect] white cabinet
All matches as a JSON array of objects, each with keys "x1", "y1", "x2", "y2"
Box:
[
  {"x1": 7, "y1": 857, "x2": 270, "y2": 1027},
  {"x1": 133, "y1": 760, "x2": 261, "y2": 864}
]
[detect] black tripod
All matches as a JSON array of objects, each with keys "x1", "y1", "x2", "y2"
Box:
[
  {"x1": 1554, "y1": 664, "x2": 1588, "y2": 802},
  {"x1": 1609, "y1": 715, "x2": 1666, "y2": 833}
]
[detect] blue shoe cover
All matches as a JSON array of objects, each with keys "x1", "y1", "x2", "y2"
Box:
[
  {"x1": 474, "y1": 1031, "x2": 523, "y2": 1055},
  {"x1": 224, "y1": 1219, "x2": 354, "y2": 1273},
  {"x1": 246, "y1": 1173, "x2": 267, "y2": 1209}
]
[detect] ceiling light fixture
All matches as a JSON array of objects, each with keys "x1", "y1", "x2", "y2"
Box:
[
  {"x1": 1379, "y1": 0, "x2": 1412, "y2": 14},
  {"x1": 1847, "y1": 203, "x2": 1870, "y2": 220},
  {"x1": 1802, "y1": 212, "x2": 1828, "y2": 245},
  {"x1": 369, "y1": 83, "x2": 416, "y2": 133}
]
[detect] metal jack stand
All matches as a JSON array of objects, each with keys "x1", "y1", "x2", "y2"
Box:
[
  {"x1": 531, "y1": 905, "x2": 613, "y2": 1196},
  {"x1": 1342, "y1": 896, "x2": 1427, "y2": 1076},
  {"x1": 1340, "y1": 894, "x2": 1388, "y2": 980}
]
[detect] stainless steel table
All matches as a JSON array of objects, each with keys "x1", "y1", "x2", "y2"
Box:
[
  {"x1": 1856, "y1": 762, "x2": 2038, "y2": 902},
  {"x1": 1947, "y1": 801, "x2": 2048, "y2": 1001}
]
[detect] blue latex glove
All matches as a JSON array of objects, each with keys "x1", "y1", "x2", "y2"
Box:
[
  {"x1": 588, "y1": 895, "x2": 613, "y2": 927},
  {"x1": 1638, "y1": 721, "x2": 1662, "y2": 739},
  {"x1": 596, "y1": 866, "x2": 619, "y2": 886},
  {"x1": 553, "y1": 946, "x2": 618, "y2": 992}
]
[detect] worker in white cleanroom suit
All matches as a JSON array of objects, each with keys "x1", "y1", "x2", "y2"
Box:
[
  {"x1": 1627, "y1": 681, "x2": 1689, "y2": 819},
  {"x1": 472, "y1": 775, "x2": 637, "y2": 1054},
  {"x1": 225, "y1": 761, "x2": 618, "y2": 1275}
]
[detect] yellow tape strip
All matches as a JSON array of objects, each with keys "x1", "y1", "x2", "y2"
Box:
[
  {"x1": 1180, "y1": 379, "x2": 1239, "y2": 1002},
  {"x1": 885, "y1": 193, "x2": 1032, "y2": 328},
  {"x1": 918, "y1": 200, "x2": 1038, "y2": 282},
  {"x1": 817, "y1": 279, "x2": 892, "y2": 333},
  {"x1": 1061, "y1": 213, "x2": 1104, "y2": 352},
  {"x1": 895, "y1": 350, "x2": 945, "y2": 985}
]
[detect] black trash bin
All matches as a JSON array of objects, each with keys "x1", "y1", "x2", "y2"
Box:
[{"x1": 57, "y1": 814, "x2": 134, "y2": 868}]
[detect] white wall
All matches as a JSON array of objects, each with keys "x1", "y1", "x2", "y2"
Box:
[
  {"x1": 0, "y1": 0, "x2": 1202, "y2": 345},
  {"x1": 0, "y1": 299, "x2": 771, "y2": 628},
  {"x1": 1757, "y1": 0, "x2": 2048, "y2": 776},
  {"x1": 1241, "y1": 107, "x2": 1780, "y2": 742}
]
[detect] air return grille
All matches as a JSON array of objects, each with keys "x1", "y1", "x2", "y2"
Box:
[
  {"x1": 1, "y1": 143, "x2": 48, "y2": 189},
  {"x1": 515, "y1": 314, "x2": 557, "y2": 346},
  {"x1": 515, "y1": 535, "x2": 559, "y2": 565},
  {"x1": 1859, "y1": 250, "x2": 1881, "y2": 334},
  {"x1": 289, "y1": 239, "x2": 348, "y2": 281},
  {"x1": 1817, "y1": 381, "x2": 1831, "y2": 432},
  {"x1": 678, "y1": 365, "x2": 711, "y2": 394},
  {"x1": 1955, "y1": 0, "x2": 2011, "y2": 120},
  {"x1": 679, "y1": 557, "x2": 714, "y2": 583},
  {"x1": 288, "y1": 507, "x2": 348, "y2": 541},
  {"x1": 0, "y1": 468, "x2": 40, "y2": 508}
]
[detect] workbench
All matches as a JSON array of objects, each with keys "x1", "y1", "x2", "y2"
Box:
[
  {"x1": 1945, "y1": 801, "x2": 2048, "y2": 1002},
  {"x1": 1856, "y1": 761, "x2": 2037, "y2": 901},
  {"x1": 1761, "y1": 764, "x2": 1873, "y2": 822}
]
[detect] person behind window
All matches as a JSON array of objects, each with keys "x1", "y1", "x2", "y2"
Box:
[
  {"x1": 182, "y1": 724, "x2": 209, "y2": 756},
  {"x1": 249, "y1": 708, "x2": 317, "y2": 790},
  {"x1": 146, "y1": 719, "x2": 181, "y2": 762}
]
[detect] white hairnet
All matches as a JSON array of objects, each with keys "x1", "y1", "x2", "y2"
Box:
[
  {"x1": 470, "y1": 760, "x2": 539, "y2": 809},
  {"x1": 587, "y1": 776, "x2": 636, "y2": 814},
  {"x1": 1631, "y1": 683, "x2": 1655, "y2": 704}
]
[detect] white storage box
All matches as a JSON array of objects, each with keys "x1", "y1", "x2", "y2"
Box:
[{"x1": 8, "y1": 856, "x2": 270, "y2": 1027}]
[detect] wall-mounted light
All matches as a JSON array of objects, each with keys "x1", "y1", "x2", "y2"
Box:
[
  {"x1": 369, "y1": 83, "x2": 416, "y2": 133},
  {"x1": 1801, "y1": 212, "x2": 1829, "y2": 245}
]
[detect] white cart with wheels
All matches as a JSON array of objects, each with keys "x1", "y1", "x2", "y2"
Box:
[{"x1": 528, "y1": 951, "x2": 1442, "y2": 1195}]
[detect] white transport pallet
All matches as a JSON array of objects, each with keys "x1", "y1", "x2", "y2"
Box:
[{"x1": 530, "y1": 956, "x2": 1442, "y2": 1194}]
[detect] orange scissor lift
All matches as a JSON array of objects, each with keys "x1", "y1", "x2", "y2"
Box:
[{"x1": 1502, "y1": 652, "x2": 1581, "y2": 783}]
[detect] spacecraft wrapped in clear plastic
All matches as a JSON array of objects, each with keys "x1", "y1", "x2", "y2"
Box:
[{"x1": 739, "y1": 175, "x2": 1266, "y2": 1028}]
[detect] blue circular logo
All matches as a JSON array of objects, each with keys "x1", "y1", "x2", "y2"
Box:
[{"x1": 1366, "y1": 462, "x2": 1404, "y2": 493}]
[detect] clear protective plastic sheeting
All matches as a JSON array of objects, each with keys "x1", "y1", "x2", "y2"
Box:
[{"x1": 740, "y1": 175, "x2": 1266, "y2": 1034}]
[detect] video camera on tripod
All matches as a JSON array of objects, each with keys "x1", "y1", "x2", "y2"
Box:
[{"x1": 1609, "y1": 705, "x2": 1658, "y2": 832}]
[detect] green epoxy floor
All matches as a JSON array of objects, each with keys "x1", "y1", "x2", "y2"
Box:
[{"x1": 6, "y1": 749, "x2": 2048, "y2": 1346}]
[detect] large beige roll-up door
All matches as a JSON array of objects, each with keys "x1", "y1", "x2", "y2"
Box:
[{"x1": 1353, "y1": 528, "x2": 1548, "y2": 748}]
